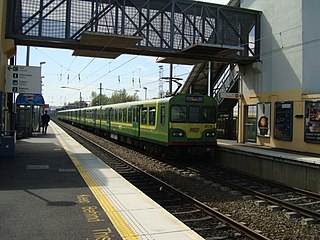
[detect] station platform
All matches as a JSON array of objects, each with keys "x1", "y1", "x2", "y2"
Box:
[
  {"x1": 216, "y1": 139, "x2": 320, "y2": 193},
  {"x1": 217, "y1": 139, "x2": 320, "y2": 165},
  {"x1": 0, "y1": 122, "x2": 204, "y2": 240}
]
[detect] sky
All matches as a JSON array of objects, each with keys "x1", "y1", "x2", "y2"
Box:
[{"x1": 15, "y1": 0, "x2": 229, "y2": 107}]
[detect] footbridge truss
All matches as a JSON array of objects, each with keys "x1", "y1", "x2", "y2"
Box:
[{"x1": 6, "y1": 0, "x2": 261, "y2": 64}]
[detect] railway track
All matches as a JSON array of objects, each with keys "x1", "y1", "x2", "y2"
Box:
[
  {"x1": 55, "y1": 119, "x2": 320, "y2": 239},
  {"x1": 186, "y1": 162, "x2": 320, "y2": 224},
  {"x1": 56, "y1": 120, "x2": 269, "y2": 240}
]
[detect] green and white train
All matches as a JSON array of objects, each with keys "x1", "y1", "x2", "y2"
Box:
[{"x1": 57, "y1": 94, "x2": 218, "y2": 157}]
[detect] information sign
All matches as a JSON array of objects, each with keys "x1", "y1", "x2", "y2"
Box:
[
  {"x1": 5, "y1": 65, "x2": 41, "y2": 94},
  {"x1": 219, "y1": 92, "x2": 242, "y2": 99}
]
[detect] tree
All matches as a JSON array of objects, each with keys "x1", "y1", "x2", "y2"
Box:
[
  {"x1": 108, "y1": 89, "x2": 139, "y2": 104},
  {"x1": 90, "y1": 91, "x2": 108, "y2": 106},
  {"x1": 67, "y1": 100, "x2": 88, "y2": 108},
  {"x1": 90, "y1": 89, "x2": 140, "y2": 106}
]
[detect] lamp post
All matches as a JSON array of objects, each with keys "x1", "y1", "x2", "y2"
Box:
[
  {"x1": 105, "y1": 88, "x2": 118, "y2": 92},
  {"x1": 60, "y1": 86, "x2": 82, "y2": 107},
  {"x1": 143, "y1": 87, "x2": 147, "y2": 100}
]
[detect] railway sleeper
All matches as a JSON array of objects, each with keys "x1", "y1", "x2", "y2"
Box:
[{"x1": 182, "y1": 215, "x2": 213, "y2": 223}]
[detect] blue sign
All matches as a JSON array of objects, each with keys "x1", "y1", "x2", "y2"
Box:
[{"x1": 16, "y1": 93, "x2": 45, "y2": 105}]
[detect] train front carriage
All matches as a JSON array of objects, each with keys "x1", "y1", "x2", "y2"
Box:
[{"x1": 167, "y1": 94, "x2": 217, "y2": 156}]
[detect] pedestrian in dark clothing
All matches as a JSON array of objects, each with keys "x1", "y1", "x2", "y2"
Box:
[{"x1": 41, "y1": 110, "x2": 51, "y2": 134}]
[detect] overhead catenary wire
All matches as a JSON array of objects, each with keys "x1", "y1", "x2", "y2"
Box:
[{"x1": 34, "y1": 1, "x2": 320, "y2": 105}]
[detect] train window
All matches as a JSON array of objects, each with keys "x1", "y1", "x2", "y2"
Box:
[
  {"x1": 104, "y1": 109, "x2": 108, "y2": 121},
  {"x1": 133, "y1": 108, "x2": 136, "y2": 123},
  {"x1": 115, "y1": 109, "x2": 118, "y2": 122},
  {"x1": 134, "y1": 108, "x2": 139, "y2": 123},
  {"x1": 107, "y1": 109, "x2": 110, "y2": 121},
  {"x1": 141, "y1": 107, "x2": 147, "y2": 124},
  {"x1": 110, "y1": 109, "x2": 114, "y2": 121},
  {"x1": 123, "y1": 109, "x2": 127, "y2": 122},
  {"x1": 189, "y1": 106, "x2": 200, "y2": 123},
  {"x1": 149, "y1": 107, "x2": 156, "y2": 125},
  {"x1": 202, "y1": 107, "x2": 215, "y2": 123},
  {"x1": 171, "y1": 106, "x2": 187, "y2": 122},
  {"x1": 128, "y1": 108, "x2": 132, "y2": 123},
  {"x1": 119, "y1": 109, "x2": 123, "y2": 122},
  {"x1": 160, "y1": 106, "x2": 165, "y2": 125}
]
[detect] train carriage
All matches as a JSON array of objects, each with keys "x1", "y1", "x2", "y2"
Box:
[{"x1": 58, "y1": 94, "x2": 217, "y2": 157}]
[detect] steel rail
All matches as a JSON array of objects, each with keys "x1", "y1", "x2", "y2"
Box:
[
  {"x1": 56, "y1": 119, "x2": 270, "y2": 240},
  {"x1": 186, "y1": 166, "x2": 320, "y2": 221}
]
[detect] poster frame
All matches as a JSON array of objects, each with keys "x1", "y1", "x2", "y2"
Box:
[
  {"x1": 304, "y1": 100, "x2": 320, "y2": 143},
  {"x1": 274, "y1": 101, "x2": 293, "y2": 141}
]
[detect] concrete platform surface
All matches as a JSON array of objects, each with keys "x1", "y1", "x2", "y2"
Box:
[{"x1": 0, "y1": 122, "x2": 204, "y2": 240}]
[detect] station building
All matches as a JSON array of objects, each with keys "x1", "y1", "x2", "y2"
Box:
[
  {"x1": 0, "y1": 0, "x2": 320, "y2": 154},
  {"x1": 237, "y1": 0, "x2": 320, "y2": 154}
]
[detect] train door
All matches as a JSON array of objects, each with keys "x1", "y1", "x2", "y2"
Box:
[{"x1": 132, "y1": 106, "x2": 140, "y2": 138}]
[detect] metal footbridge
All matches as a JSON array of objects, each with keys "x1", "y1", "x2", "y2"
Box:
[{"x1": 6, "y1": 0, "x2": 260, "y2": 65}]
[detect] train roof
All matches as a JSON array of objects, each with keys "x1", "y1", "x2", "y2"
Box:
[
  {"x1": 58, "y1": 94, "x2": 216, "y2": 112},
  {"x1": 100, "y1": 96, "x2": 173, "y2": 109}
]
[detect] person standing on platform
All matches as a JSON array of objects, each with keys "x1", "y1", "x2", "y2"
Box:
[{"x1": 41, "y1": 110, "x2": 51, "y2": 134}]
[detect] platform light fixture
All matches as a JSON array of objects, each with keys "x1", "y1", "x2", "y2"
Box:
[
  {"x1": 60, "y1": 86, "x2": 82, "y2": 107},
  {"x1": 143, "y1": 87, "x2": 147, "y2": 100}
]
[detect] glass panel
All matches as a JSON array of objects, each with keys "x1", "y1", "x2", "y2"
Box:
[
  {"x1": 128, "y1": 108, "x2": 132, "y2": 123},
  {"x1": 111, "y1": 109, "x2": 114, "y2": 121},
  {"x1": 246, "y1": 105, "x2": 257, "y2": 142},
  {"x1": 141, "y1": 108, "x2": 147, "y2": 124},
  {"x1": 123, "y1": 109, "x2": 127, "y2": 122},
  {"x1": 149, "y1": 107, "x2": 156, "y2": 125},
  {"x1": 119, "y1": 109, "x2": 123, "y2": 122},
  {"x1": 189, "y1": 106, "x2": 200, "y2": 123},
  {"x1": 171, "y1": 106, "x2": 187, "y2": 122},
  {"x1": 115, "y1": 109, "x2": 118, "y2": 121},
  {"x1": 160, "y1": 106, "x2": 165, "y2": 125},
  {"x1": 202, "y1": 107, "x2": 215, "y2": 123}
]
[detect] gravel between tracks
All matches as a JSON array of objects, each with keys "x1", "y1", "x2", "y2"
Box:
[{"x1": 65, "y1": 123, "x2": 320, "y2": 240}]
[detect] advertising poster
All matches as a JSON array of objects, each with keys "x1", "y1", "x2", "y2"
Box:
[
  {"x1": 257, "y1": 102, "x2": 271, "y2": 137},
  {"x1": 274, "y1": 101, "x2": 293, "y2": 141},
  {"x1": 305, "y1": 100, "x2": 320, "y2": 143}
]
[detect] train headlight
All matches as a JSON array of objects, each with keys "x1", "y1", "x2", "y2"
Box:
[
  {"x1": 172, "y1": 131, "x2": 185, "y2": 137},
  {"x1": 205, "y1": 131, "x2": 215, "y2": 137}
]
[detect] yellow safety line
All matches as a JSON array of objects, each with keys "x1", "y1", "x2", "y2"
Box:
[{"x1": 52, "y1": 125, "x2": 140, "y2": 240}]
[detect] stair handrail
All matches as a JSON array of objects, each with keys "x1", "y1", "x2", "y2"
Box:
[{"x1": 212, "y1": 63, "x2": 239, "y2": 105}]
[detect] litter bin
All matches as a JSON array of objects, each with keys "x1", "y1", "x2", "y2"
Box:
[{"x1": 0, "y1": 132, "x2": 16, "y2": 157}]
